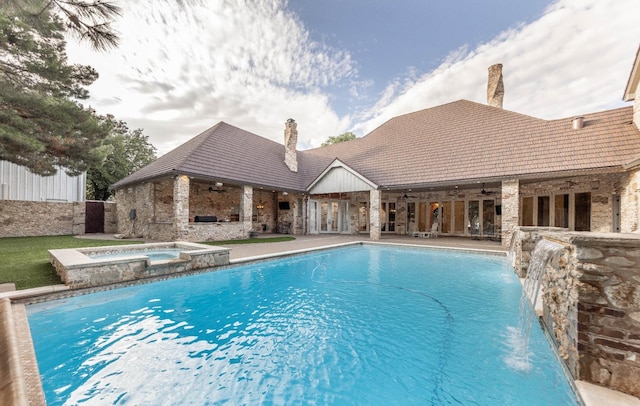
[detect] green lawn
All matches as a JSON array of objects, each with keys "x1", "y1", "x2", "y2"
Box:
[
  {"x1": 0, "y1": 236, "x2": 143, "y2": 290},
  {"x1": 0, "y1": 235, "x2": 296, "y2": 290}
]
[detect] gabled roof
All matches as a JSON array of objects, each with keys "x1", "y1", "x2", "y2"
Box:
[
  {"x1": 113, "y1": 100, "x2": 640, "y2": 192},
  {"x1": 624, "y1": 45, "x2": 640, "y2": 101},
  {"x1": 306, "y1": 159, "x2": 378, "y2": 194},
  {"x1": 112, "y1": 122, "x2": 309, "y2": 191}
]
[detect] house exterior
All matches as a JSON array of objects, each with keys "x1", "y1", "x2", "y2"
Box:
[{"x1": 112, "y1": 53, "x2": 640, "y2": 247}]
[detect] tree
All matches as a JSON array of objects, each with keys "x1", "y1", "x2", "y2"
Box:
[
  {"x1": 5, "y1": 0, "x2": 121, "y2": 50},
  {"x1": 87, "y1": 116, "x2": 157, "y2": 200},
  {"x1": 0, "y1": 5, "x2": 113, "y2": 175},
  {"x1": 321, "y1": 131, "x2": 357, "y2": 146}
]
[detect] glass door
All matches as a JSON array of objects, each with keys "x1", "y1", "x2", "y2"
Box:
[
  {"x1": 309, "y1": 201, "x2": 318, "y2": 233},
  {"x1": 468, "y1": 200, "x2": 479, "y2": 236},
  {"x1": 381, "y1": 202, "x2": 396, "y2": 232},
  {"x1": 417, "y1": 202, "x2": 427, "y2": 232},
  {"x1": 319, "y1": 200, "x2": 348, "y2": 233}
]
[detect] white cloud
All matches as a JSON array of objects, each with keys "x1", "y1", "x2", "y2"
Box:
[
  {"x1": 353, "y1": 0, "x2": 640, "y2": 135},
  {"x1": 66, "y1": 0, "x2": 355, "y2": 155},
  {"x1": 66, "y1": 0, "x2": 640, "y2": 156}
]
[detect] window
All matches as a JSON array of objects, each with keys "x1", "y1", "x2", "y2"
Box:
[
  {"x1": 441, "y1": 201, "x2": 451, "y2": 234},
  {"x1": 522, "y1": 197, "x2": 534, "y2": 226},
  {"x1": 554, "y1": 194, "x2": 569, "y2": 228},
  {"x1": 575, "y1": 192, "x2": 591, "y2": 231},
  {"x1": 454, "y1": 201, "x2": 465, "y2": 233},
  {"x1": 537, "y1": 196, "x2": 550, "y2": 226},
  {"x1": 483, "y1": 199, "x2": 495, "y2": 233}
]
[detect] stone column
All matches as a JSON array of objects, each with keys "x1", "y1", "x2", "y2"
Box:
[
  {"x1": 72, "y1": 201, "x2": 85, "y2": 235},
  {"x1": 173, "y1": 175, "x2": 190, "y2": 240},
  {"x1": 501, "y1": 179, "x2": 519, "y2": 248},
  {"x1": 241, "y1": 185, "x2": 253, "y2": 237},
  {"x1": 369, "y1": 189, "x2": 381, "y2": 240}
]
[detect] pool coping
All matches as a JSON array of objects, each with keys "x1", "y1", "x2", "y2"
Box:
[{"x1": 4, "y1": 238, "x2": 638, "y2": 406}]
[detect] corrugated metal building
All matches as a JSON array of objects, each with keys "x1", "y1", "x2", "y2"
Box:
[{"x1": 0, "y1": 160, "x2": 86, "y2": 202}]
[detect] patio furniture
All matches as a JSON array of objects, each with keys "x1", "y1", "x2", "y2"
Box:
[
  {"x1": 421, "y1": 223, "x2": 439, "y2": 238},
  {"x1": 194, "y1": 216, "x2": 217, "y2": 222}
]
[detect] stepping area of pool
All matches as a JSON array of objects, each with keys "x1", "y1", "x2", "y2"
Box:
[{"x1": 1, "y1": 234, "x2": 638, "y2": 405}]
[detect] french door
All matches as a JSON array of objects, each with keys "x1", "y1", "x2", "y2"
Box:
[{"x1": 310, "y1": 200, "x2": 349, "y2": 233}]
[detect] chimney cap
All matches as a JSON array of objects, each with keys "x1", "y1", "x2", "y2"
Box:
[{"x1": 286, "y1": 118, "x2": 295, "y2": 123}]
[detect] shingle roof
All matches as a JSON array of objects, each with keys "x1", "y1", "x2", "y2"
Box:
[
  {"x1": 111, "y1": 122, "x2": 309, "y2": 191},
  {"x1": 304, "y1": 100, "x2": 640, "y2": 188},
  {"x1": 112, "y1": 100, "x2": 640, "y2": 191}
]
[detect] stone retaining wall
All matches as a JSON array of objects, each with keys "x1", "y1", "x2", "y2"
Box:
[
  {"x1": 513, "y1": 230, "x2": 640, "y2": 397},
  {"x1": 0, "y1": 201, "x2": 85, "y2": 238}
]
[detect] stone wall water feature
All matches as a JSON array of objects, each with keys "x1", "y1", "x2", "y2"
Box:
[{"x1": 512, "y1": 229, "x2": 640, "y2": 397}]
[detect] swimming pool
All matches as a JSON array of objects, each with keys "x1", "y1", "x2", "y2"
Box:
[{"x1": 28, "y1": 245, "x2": 580, "y2": 405}]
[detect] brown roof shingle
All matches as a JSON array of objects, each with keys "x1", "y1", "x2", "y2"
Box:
[{"x1": 112, "y1": 100, "x2": 640, "y2": 191}]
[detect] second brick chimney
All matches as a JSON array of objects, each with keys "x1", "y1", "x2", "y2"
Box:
[
  {"x1": 487, "y1": 63, "x2": 504, "y2": 109},
  {"x1": 284, "y1": 118, "x2": 298, "y2": 172}
]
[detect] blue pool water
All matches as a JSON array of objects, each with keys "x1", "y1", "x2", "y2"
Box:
[
  {"x1": 88, "y1": 248, "x2": 181, "y2": 261},
  {"x1": 28, "y1": 245, "x2": 580, "y2": 405}
]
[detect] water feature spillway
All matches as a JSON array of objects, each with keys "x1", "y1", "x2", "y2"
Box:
[
  {"x1": 515, "y1": 238, "x2": 565, "y2": 369},
  {"x1": 523, "y1": 239, "x2": 565, "y2": 310}
]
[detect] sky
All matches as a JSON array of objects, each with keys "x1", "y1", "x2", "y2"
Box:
[{"x1": 65, "y1": 0, "x2": 640, "y2": 156}]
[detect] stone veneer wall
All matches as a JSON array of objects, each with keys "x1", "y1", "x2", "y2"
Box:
[
  {"x1": 0, "y1": 200, "x2": 85, "y2": 237},
  {"x1": 512, "y1": 227, "x2": 567, "y2": 277},
  {"x1": 621, "y1": 169, "x2": 640, "y2": 233},
  {"x1": 514, "y1": 230, "x2": 640, "y2": 397},
  {"x1": 115, "y1": 178, "x2": 306, "y2": 241},
  {"x1": 519, "y1": 173, "x2": 626, "y2": 233},
  {"x1": 104, "y1": 201, "x2": 118, "y2": 234},
  {"x1": 502, "y1": 179, "x2": 519, "y2": 248},
  {"x1": 115, "y1": 181, "x2": 155, "y2": 238},
  {"x1": 275, "y1": 193, "x2": 305, "y2": 235}
]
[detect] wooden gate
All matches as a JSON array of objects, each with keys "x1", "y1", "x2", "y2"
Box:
[{"x1": 85, "y1": 201, "x2": 105, "y2": 233}]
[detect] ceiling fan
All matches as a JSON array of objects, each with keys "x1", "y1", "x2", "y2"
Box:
[
  {"x1": 208, "y1": 182, "x2": 225, "y2": 193},
  {"x1": 402, "y1": 192, "x2": 418, "y2": 199},
  {"x1": 480, "y1": 183, "x2": 496, "y2": 195}
]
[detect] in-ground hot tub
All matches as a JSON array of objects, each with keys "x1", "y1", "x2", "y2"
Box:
[{"x1": 49, "y1": 242, "x2": 231, "y2": 289}]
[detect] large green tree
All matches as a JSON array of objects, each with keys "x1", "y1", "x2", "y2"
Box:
[
  {"x1": 321, "y1": 131, "x2": 357, "y2": 146},
  {"x1": 5, "y1": 0, "x2": 120, "y2": 50},
  {"x1": 0, "y1": 4, "x2": 115, "y2": 175},
  {"x1": 87, "y1": 116, "x2": 157, "y2": 200}
]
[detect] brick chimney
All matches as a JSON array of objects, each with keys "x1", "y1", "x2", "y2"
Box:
[
  {"x1": 284, "y1": 118, "x2": 298, "y2": 172},
  {"x1": 487, "y1": 63, "x2": 504, "y2": 108}
]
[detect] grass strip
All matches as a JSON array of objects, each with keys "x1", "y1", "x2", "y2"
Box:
[{"x1": 0, "y1": 236, "x2": 143, "y2": 290}]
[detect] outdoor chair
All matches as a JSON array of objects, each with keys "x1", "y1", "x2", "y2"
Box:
[{"x1": 421, "y1": 223, "x2": 439, "y2": 238}]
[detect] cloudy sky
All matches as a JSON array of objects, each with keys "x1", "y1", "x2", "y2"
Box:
[{"x1": 66, "y1": 0, "x2": 640, "y2": 156}]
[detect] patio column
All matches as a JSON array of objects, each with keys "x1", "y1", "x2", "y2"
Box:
[
  {"x1": 173, "y1": 175, "x2": 190, "y2": 240},
  {"x1": 241, "y1": 185, "x2": 253, "y2": 237},
  {"x1": 501, "y1": 179, "x2": 520, "y2": 248},
  {"x1": 370, "y1": 189, "x2": 381, "y2": 240}
]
